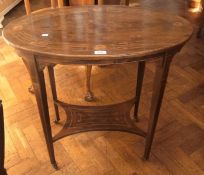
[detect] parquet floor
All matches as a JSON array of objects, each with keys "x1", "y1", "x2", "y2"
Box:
[{"x1": 0, "y1": 0, "x2": 204, "y2": 174}]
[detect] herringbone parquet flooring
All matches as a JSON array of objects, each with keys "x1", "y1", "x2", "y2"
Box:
[{"x1": 0, "y1": 0, "x2": 204, "y2": 174}]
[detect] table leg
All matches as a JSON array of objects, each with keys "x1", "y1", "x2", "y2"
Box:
[
  {"x1": 144, "y1": 54, "x2": 173, "y2": 160},
  {"x1": 197, "y1": 11, "x2": 204, "y2": 38},
  {"x1": 22, "y1": 57, "x2": 57, "y2": 169},
  {"x1": 0, "y1": 101, "x2": 7, "y2": 175},
  {"x1": 85, "y1": 65, "x2": 94, "y2": 102},
  {"x1": 197, "y1": 1, "x2": 204, "y2": 38},
  {"x1": 64, "y1": 0, "x2": 70, "y2": 6},
  {"x1": 134, "y1": 61, "x2": 146, "y2": 122},
  {"x1": 47, "y1": 66, "x2": 60, "y2": 123}
]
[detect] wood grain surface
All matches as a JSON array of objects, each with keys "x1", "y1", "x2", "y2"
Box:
[{"x1": 3, "y1": 6, "x2": 193, "y2": 64}]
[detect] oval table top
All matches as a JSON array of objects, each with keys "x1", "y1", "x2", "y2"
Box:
[{"x1": 3, "y1": 5, "x2": 193, "y2": 64}]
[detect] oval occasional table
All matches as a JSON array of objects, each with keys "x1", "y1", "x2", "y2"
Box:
[{"x1": 2, "y1": 6, "x2": 193, "y2": 169}]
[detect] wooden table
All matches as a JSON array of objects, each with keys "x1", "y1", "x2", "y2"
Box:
[
  {"x1": 2, "y1": 6, "x2": 193, "y2": 169},
  {"x1": 0, "y1": 100, "x2": 7, "y2": 175}
]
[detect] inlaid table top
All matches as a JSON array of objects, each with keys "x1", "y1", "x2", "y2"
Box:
[
  {"x1": 3, "y1": 5, "x2": 193, "y2": 64},
  {"x1": 1, "y1": 5, "x2": 194, "y2": 168}
]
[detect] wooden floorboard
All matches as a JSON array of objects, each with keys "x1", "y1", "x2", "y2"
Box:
[{"x1": 0, "y1": 0, "x2": 204, "y2": 174}]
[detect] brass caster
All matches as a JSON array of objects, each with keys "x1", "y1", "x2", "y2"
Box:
[
  {"x1": 84, "y1": 91, "x2": 94, "y2": 102},
  {"x1": 54, "y1": 119, "x2": 60, "y2": 124},
  {"x1": 52, "y1": 162, "x2": 59, "y2": 170}
]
